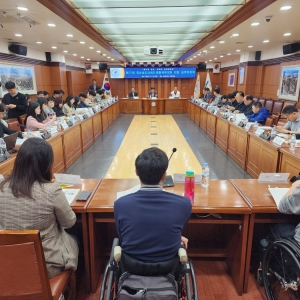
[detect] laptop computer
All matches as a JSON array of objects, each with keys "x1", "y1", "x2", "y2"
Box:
[{"x1": 3, "y1": 132, "x2": 19, "y2": 151}]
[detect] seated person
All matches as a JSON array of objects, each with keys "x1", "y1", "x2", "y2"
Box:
[
  {"x1": 88, "y1": 91, "x2": 96, "y2": 104},
  {"x1": 276, "y1": 105, "x2": 300, "y2": 134},
  {"x1": 53, "y1": 98, "x2": 65, "y2": 117},
  {"x1": 43, "y1": 91, "x2": 49, "y2": 98},
  {"x1": 247, "y1": 101, "x2": 270, "y2": 124},
  {"x1": 170, "y1": 87, "x2": 181, "y2": 98},
  {"x1": 148, "y1": 87, "x2": 158, "y2": 98},
  {"x1": 0, "y1": 103, "x2": 23, "y2": 138},
  {"x1": 210, "y1": 87, "x2": 222, "y2": 106},
  {"x1": 37, "y1": 91, "x2": 44, "y2": 98},
  {"x1": 0, "y1": 138, "x2": 78, "y2": 278},
  {"x1": 25, "y1": 102, "x2": 55, "y2": 131},
  {"x1": 114, "y1": 147, "x2": 191, "y2": 263},
  {"x1": 231, "y1": 91, "x2": 245, "y2": 112},
  {"x1": 219, "y1": 95, "x2": 230, "y2": 107},
  {"x1": 52, "y1": 90, "x2": 61, "y2": 99},
  {"x1": 78, "y1": 92, "x2": 91, "y2": 108},
  {"x1": 63, "y1": 95, "x2": 76, "y2": 115},
  {"x1": 74, "y1": 96, "x2": 80, "y2": 109},
  {"x1": 240, "y1": 95, "x2": 255, "y2": 116},
  {"x1": 203, "y1": 87, "x2": 213, "y2": 102},
  {"x1": 128, "y1": 87, "x2": 138, "y2": 98},
  {"x1": 44, "y1": 98, "x2": 55, "y2": 117}
]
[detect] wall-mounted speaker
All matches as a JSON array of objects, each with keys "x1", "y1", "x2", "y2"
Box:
[
  {"x1": 99, "y1": 63, "x2": 108, "y2": 70},
  {"x1": 197, "y1": 62, "x2": 206, "y2": 70},
  {"x1": 45, "y1": 52, "x2": 51, "y2": 62},
  {"x1": 255, "y1": 51, "x2": 261, "y2": 61},
  {"x1": 8, "y1": 44, "x2": 27, "y2": 56},
  {"x1": 283, "y1": 43, "x2": 300, "y2": 55}
]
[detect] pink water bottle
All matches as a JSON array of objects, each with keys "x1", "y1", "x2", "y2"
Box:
[{"x1": 184, "y1": 170, "x2": 195, "y2": 205}]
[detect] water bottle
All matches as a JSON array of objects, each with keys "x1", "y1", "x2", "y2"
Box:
[
  {"x1": 253, "y1": 121, "x2": 258, "y2": 131},
  {"x1": 271, "y1": 126, "x2": 276, "y2": 139},
  {"x1": 290, "y1": 133, "x2": 296, "y2": 150},
  {"x1": 47, "y1": 122, "x2": 51, "y2": 133},
  {"x1": 201, "y1": 163, "x2": 210, "y2": 188},
  {"x1": 26, "y1": 129, "x2": 32, "y2": 138},
  {"x1": 56, "y1": 117, "x2": 61, "y2": 130},
  {"x1": 0, "y1": 138, "x2": 7, "y2": 154},
  {"x1": 184, "y1": 170, "x2": 195, "y2": 205}
]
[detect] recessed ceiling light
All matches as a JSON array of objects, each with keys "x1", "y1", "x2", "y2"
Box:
[
  {"x1": 236, "y1": 49, "x2": 241, "y2": 52},
  {"x1": 284, "y1": 33, "x2": 291, "y2": 36},
  {"x1": 227, "y1": 53, "x2": 231, "y2": 55},
  {"x1": 280, "y1": 5, "x2": 291, "y2": 10},
  {"x1": 209, "y1": 59, "x2": 212, "y2": 62},
  {"x1": 96, "y1": 50, "x2": 101, "y2": 53},
  {"x1": 17, "y1": 6, "x2": 28, "y2": 11},
  {"x1": 73, "y1": 54, "x2": 77, "y2": 56},
  {"x1": 203, "y1": 50, "x2": 207, "y2": 52},
  {"x1": 48, "y1": 23, "x2": 55, "y2": 27},
  {"x1": 232, "y1": 33, "x2": 239, "y2": 37},
  {"x1": 214, "y1": 58, "x2": 217, "y2": 60},
  {"x1": 251, "y1": 22, "x2": 259, "y2": 26},
  {"x1": 63, "y1": 50, "x2": 68, "y2": 53},
  {"x1": 36, "y1": 41, "x2": 42, "y2": 44},
  {"x1": 107, "y1": 56, "x2": 111, "y2": 58},
  {"x1": 87, "y1": 58, "x2": 90, "y2": 61},
  {"x1": 102, "y1": 54, "x2": 106, "y2": 56},
  {"x1": 210, "y1": 46, "x2": 215, "y2": 49},
  {"x1": 111, "y1": 58, "x2": 114, "y2": 61},
  {"x1": 52, "y1": 46, "x2": 57, "y2": 49},
  {"x1": 263, "y1": 40, "x2": 269, "y2": 43},
  {"x1": 80, "y1": 41, "x2": 85, "y2": 44},
  {"x1": 220, "y1": 55, "x2": 224, "y2": 58},
  {"x1": 248, "y1": 45, "x2": 253, "y2": 48},
  {"x1": 15, "y1": 34, "x2": 22, "y2": 37},
  {"x1": 205, "y1": 61, "x2": 207, "y2": 63},
  {"x1": 219, "y1": 41, "x2": 225, "y2": 43},
  {"x1": 190, "y1": 58, "x2": 193, "y2": 60},
  {"x1": 197, "y1": 53, "x2": 201, "y2": 56},
  {"x1": 81, "y1": 56, "x2": 84, "y2": 58},
  {"x1": 66, "y1": 34, "x2": 73, "y2": 37},
  {"x1": 193, "y1": 56, "x2": 196, "y2": 58},
  {"x1": 89, "y1": 46, "x2": 94, "y2": 49}
]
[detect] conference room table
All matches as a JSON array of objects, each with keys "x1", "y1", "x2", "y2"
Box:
[
  {"x1": 65, "y1": 179, "x2": 101, "y2": 293},
  {"x1": 229, "y1": 179, "x2": 298, "y2": 293},
  {"x1": 87, "y1": 178, "x2": 251, "y2": 295},
  {"x1": 119, "y1": 98, "x2": 188, "y2": 114}
]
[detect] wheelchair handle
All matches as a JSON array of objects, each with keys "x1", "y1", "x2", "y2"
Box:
[
  {"x1": 178, "y1": 248, "x2": 188, "y2": 264},
  {"x1": 114, "y1": 246, "x2": 122, "y2": 262}
]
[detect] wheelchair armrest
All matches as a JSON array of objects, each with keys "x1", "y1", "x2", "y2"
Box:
[
  {"x1": 178, "y1": 248, "x2": 188, "y2": 264},
  {"x1": 114, "y1": 246, "x2": 122, "y2": 262}
]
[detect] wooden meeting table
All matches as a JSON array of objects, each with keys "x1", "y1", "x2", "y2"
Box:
[
  {"x1": 229, "y1": 179, "x2": 298, "y2": 293},
  {"x1": 87, "y1": 178, "x2": 251, "y2": 295}
]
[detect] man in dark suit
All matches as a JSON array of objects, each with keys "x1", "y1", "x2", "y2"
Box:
[
  {"x1": 88, "y1": 79, "x2": 101, "y2": 92},
  {"x1": 128, "y1": 87, "x2": 138, "y2": 98},
  {"x1": 148, "y1": 87, "x2": 158, "y2": 98}
]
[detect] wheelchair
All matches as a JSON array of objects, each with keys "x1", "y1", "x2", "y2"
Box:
[
  {"x1": 100, "y1": 238, "x2": 198, "y2": 300},
  {"x1": 261, "y1": 237, "x2": 300, "y2": 300}
]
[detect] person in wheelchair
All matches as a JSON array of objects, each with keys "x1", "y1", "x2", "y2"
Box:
[{"x1": 114, "y1": 147, "x2": 191, "y2": 265}]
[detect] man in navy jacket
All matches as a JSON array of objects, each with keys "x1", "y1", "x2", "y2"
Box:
[
  {"x1": 114, "y1": 147, "x2": 192, "y2": 263},
  {"x1": 247, "y1": 101, "x2": 270, "y2": 124}
]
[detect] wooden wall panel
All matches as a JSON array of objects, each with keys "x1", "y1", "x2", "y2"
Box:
[{"x1": 261, "y1": 65, "x2": 281, "y2": 99}]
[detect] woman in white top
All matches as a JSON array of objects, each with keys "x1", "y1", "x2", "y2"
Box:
[
  {"x1": 25, "y1": 102, "x2": 55, "y2": 131},
  {"x1": 63, "y1": 95, "x2": 76, "y2": 116}
]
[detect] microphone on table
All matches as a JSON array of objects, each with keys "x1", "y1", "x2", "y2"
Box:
[{"x1": 163, "y1": 148, "x2": 177, "y2": 187}]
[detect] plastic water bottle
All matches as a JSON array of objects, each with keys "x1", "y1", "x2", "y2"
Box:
[
  {"x1": 56, "y1": 117, "x2": 61, "y2": 130},
  {"x1": 201, "y1": 163, "x2": 210, "y2": 188},
  {"x1": 184, "y1": 170, "x2": 195, "y2": 205},
  {"x1": 271, "y1": 126, "x2": 276, "y2": 139},
  {"x1": 253, "y1": 121, "x2": 258, "y2": 131},
  {"x1": 26, "y1": 129, "x2": 32, "y2": 138},
  {"x1": 0, "y1": 138, "x2": 7, "y2": 154},
  {"x1": 290, "y1": 134, "x2": 296, "y2": 150}
]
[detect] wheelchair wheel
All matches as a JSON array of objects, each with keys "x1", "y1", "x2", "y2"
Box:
[
  {"x1": 99, "y1": 263, "x2": 117, "y2": 300},
  {"x1": 262, "y1": 240, "x2": 300, "y2": 300},
  {"x1": 180, "y1": 260, "x2": 198, "y2": 300}
]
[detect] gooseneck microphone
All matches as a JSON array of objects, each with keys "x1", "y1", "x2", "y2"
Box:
[{"x1": 168, "y1": 147, "x2": 177, "y2": 162}]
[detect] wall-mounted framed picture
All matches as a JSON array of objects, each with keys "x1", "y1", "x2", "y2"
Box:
[
  {"x1": 0, "y1": 63, "x2": 37, "y2": 97},
  {"x1": 239, "y1": 67, "x2": 245, "y2": 85},
  {"x1": 213, "y1": 62, "x2": 221, "y2": 73},
  {"x1": 228, "y1": 73, "x2": 235, "y2": 87},
  {"x1": 278, "y1": 65, "x2": 300, "y2": 101}
]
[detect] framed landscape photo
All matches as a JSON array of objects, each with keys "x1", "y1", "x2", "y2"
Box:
[
  {"x1": 278, "y1": 65, "x2": 300, "y2": 101},
  {"x1": 228, "y1": 73, "x2": 235, "y2": 87},
  {"x1": 0, "y1": 63, "x2": 37, "y2": 97},
  {"x1": 239, "y1": 67, "x2": 245, "y2": 84}
]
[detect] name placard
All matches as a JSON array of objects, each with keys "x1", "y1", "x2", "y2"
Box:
[
  {"x1": 54, "y1": 173, "x2": 82, "y2": 185},
  {"x1": 272, "y1": 136, "x2": 285, "y2": 146},
  {"x1": 61, "y1": 121, "x2": 69, "y2": 130},
  {"x1": 255, "y1": 128, "x2": 264, "y2": 136},
  {"x1": 245, "y1": 123, "x2": 252, "y2": 131}
]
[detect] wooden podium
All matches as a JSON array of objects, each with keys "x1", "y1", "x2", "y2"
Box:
[{"x1": 142, "y1": 98, "x2": 165, "y2": 114}]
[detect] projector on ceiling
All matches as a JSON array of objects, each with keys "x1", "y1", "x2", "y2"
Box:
[{"x1": 144, "y1": 46, "x2": 164, "y2": 55}]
